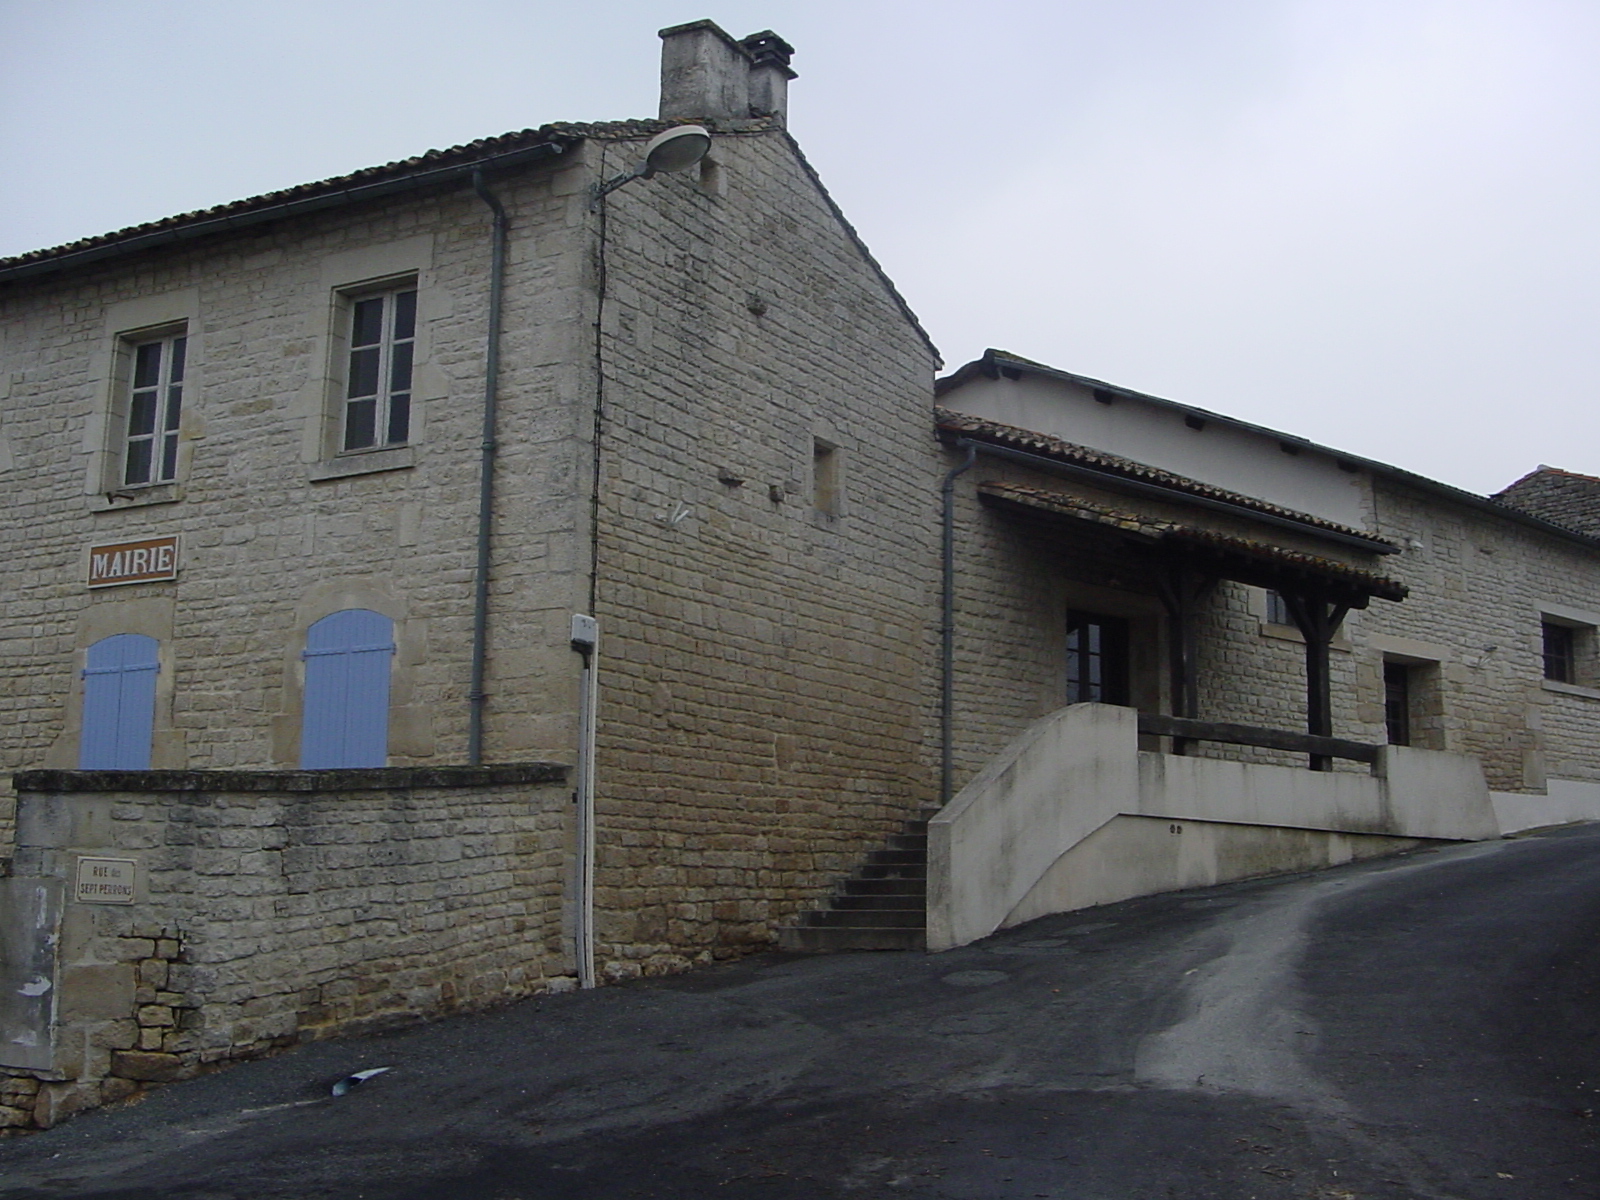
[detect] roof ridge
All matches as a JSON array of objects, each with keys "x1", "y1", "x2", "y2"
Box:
[{"x1": 0, "y1": 117, "x2": 767, "y2": 276}]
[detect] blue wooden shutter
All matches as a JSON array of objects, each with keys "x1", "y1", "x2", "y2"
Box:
[
  {"x1": 80, "y1": 634, "x2": 160, "y2": 769},
  {"x1": 300, "y1": 609, "x2": 395, "y2": 768}
]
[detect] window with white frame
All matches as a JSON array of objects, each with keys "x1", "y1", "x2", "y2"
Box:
[
  {"x1": 121, "y1": 331, "x2": 186, "y2": 486},
  {"x1": 341, "y1": 285, "x2": 416, "y2": 453}
]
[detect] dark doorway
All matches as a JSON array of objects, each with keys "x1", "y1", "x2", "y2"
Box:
[
  {"x1": 1067, "y1": 611, "x2": 1131, "y2": 706},
  {"x1": 1383, "y1": 661, "x2": 1412, "y2": 746}
]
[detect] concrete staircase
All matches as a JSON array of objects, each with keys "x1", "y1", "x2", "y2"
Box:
[{"x1": 777, "y1": 810, "x2": 933, "y2": 952}]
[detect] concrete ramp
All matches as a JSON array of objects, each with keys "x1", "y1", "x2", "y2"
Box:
[{"x1": 927, "y1": 703, "x2": 1498, "y2": 950}]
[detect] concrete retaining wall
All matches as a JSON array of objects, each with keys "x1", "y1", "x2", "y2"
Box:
[
  {"x1": 928, "y1": 703, "x2": 1498, "y2": 950},
  {"x1": 0, "y1": 765, "x2": 568, "y2": 1129},
  {"x1": 1492, "y1": 777, "x2": 1600, "y2": 834}
]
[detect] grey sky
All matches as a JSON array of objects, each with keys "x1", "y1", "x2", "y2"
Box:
[{"x1": 3, "y1": 0, "x2": 1596, "y2": 495}]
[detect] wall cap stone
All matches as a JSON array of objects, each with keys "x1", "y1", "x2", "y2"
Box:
[{"x1": 12, "y1": 763, "x2": 569, "y2": 794}]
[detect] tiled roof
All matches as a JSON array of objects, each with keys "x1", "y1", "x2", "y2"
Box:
[
  {"x1": 1493, "y1": 466, "x2": 1600, "y2": 538},
  {"x1": 0, "y1": 118, "x2": 719, "y2": 277},
  {"x1": 943, "y1": 348, "x2": 1600, "y2": 556},
  {"x1": 937, "y1": 406, "x2": 1389, "y2": 548},
  {"x1": 977, "y1": 482, "x2": 1408, "y2": 601}
]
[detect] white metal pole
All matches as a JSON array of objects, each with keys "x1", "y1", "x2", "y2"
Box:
[{"x1": 571, "y1": 615, "x2": 600, "y2": 989}]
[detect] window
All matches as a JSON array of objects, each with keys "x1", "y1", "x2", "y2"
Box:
[
  {"x1": 300, "y1": 609, "x2": 396, "y2": 768},
  {"x1": 812, "y1": 439, "x2": 839, "y2": 515},
  {"x1": 1066, "y1": 610, "x2": 1130, "y2": 706},
  {"x1": 1543, "y1": 620, "x2": 1578, "y2": 684},
  {"x1": 1383, "y1": 661, "x2": 1412, "y2": 746},
  {"x1": 80, "y1": 634, "x2": 159, "y2": 769},
  {"x1": 341, "y1": 286, "x2": 416, "y2": 453},
  {"x1": 122, "y1": 333, "x2": 186, "y2": 486},
  {"x1": 1265, "y1": 589, "x2": 1294, "y2": 627}
]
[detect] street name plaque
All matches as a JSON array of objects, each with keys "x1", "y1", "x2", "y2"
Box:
[{"x1": 74, "y1": 857, "x2": 137, "y2": 904}]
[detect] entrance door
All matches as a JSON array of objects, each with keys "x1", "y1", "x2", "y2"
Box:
[{"x1": 1066, "y1": 610, "x2": 1130, "y2": 706}]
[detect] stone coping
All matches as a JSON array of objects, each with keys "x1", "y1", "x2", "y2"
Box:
[{"x1": 12, "y1": 763, "x2": 569, "y2": 794}]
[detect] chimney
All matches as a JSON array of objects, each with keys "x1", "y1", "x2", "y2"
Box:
[
  {"x1": 741, "y1": 30, "x2": 796, "y2": 122},
  {"x1": 658, "y1": 19, "x2": 796, "y2": 124}
]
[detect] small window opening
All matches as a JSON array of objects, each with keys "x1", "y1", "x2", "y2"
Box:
[
  {"x1": 812, "y1": 439, "x2": 839, "y2": 516},
  {"x1": 1184, "y1": 413, "x2": 1206, "y2": 431},
  {"x1": 1543, "y1": 621, "x2": 1578, "y2": 683},
  {"x1": 1265, "y1": 589, "x2": 1294, "y2": 627}
]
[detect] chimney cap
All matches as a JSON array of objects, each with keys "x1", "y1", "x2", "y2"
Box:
[{"x1": 741, "y1": 30, "x2": 796, "y2": 76}]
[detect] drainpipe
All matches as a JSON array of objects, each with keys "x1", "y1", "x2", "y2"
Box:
[
  {"x1": 941, "y1": 443, "x2": 978, "y2": 807},
  {"x1": 467, "y1": 169, "x2": 507, "y2": 765}
]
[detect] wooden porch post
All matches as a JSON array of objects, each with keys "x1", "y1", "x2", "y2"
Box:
[
  {"x1": 1158, "y1": 562, "x2": 1206, "y2": 755},
  {"x1": 1284, "y1": 592, "x2": 1351, "y2": 771}
]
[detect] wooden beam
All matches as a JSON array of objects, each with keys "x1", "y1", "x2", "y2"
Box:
[{"x1": 1137, "y1": 714, "x2": 1379, "y2": 765}]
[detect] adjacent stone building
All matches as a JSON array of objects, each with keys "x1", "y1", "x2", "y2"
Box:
[{"x1": 921, "y1": 349, "x2": 1600, "y2": 950}]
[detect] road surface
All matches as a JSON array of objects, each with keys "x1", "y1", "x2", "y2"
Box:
[{"x1": 2, "y1": 823, "x2": 1597, "y2": 1198}]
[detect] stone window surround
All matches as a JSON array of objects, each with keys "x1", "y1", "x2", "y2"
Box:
[
  {"x1": 1538, "y1": 601, "x2": 1600, "y2": 693},
  {"x1": 81, "y1": 290, "x2": 201, "y2": 509},
  {"x1": 295, "y1": 234, "x2": 442, "y2": 477}
]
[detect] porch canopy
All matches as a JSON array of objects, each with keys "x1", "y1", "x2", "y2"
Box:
[{"x1": 970, "y1": 473, "x2": 1408, "y2": 769}]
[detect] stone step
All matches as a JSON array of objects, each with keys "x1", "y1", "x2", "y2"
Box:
[
  {"x1": 778, "y1": 925, "x2": 926, "y2": 953},
  {"x1": 856, "y1": 861, "x2": 926, "y2": 881},
  {"x1": 829, "y1": 891, "x2": 924, "y2": 911},
  {"x1": 777, "y1": 808, "x2": 936, "y2": 953},
  {"x1": 839, "y1": 877, "x2": 925, "y2": 897},
  {"x1": 799, "y1": 907, "x2": 924, "y2": 929},
  {"x1": 866, "y1": 848, "x2": 924, "y2": 867}
]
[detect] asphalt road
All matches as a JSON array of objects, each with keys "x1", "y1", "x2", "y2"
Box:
[{"x1": 3, "y1": 823, "x2": 1598, "y2": 1200}]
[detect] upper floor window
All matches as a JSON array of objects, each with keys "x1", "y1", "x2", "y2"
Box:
[
  {"x1": 342, "y1": 286, "x2": 416, "y2": 453},
  {"x1": 123, "y1": 333, "x2": 186, "y2": 486}
]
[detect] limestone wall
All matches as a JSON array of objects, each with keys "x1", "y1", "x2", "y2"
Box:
[
  {"x1": 1354, "y1": 478, "x2": 1600, "y2": 792},
  {"x1": 583, "y1": 127, "x2": 944, "y2": 968},
  {"x1": 0, "y1": 150, "x2": 600, "y2": 854},
  {"x1": 0, "y1": 766, "x2": 568, "y2": 1129}
]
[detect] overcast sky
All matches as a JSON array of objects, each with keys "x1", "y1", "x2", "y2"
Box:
[{"x1": 4, "y1": 0, "x2": 1596, "y2": 495}]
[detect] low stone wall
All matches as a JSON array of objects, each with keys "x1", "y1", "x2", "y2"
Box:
[{"x1": 0, "y1": 764, "x2": 569, "y2": 1129}]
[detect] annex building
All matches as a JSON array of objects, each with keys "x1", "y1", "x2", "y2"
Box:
[{"x1": 3, "y1": 20, "x2": 1599, "y2": 1131}]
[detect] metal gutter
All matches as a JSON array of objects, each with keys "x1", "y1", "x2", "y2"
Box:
[
  {"x1": 466, "y1": 168, "x2": 508, "y2": 765},
  {"x1": 0, "y1": 141, "x2": 569, "y2": 285}
]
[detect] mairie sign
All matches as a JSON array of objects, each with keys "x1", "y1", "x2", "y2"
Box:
[{"x1": 87, "y1": 536, "x2": 179, "y2": 588}]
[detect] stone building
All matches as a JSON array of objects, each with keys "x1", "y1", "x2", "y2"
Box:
[
  {"x1": 0, "y1": 21, "x2": 945, "y2": 1125},
  {"x1": 4, "y1": 18, "x2": 1599, "y2": 1133},
  {"x1": 918, "y1": 349, "x2": 1600, "y2": 948}
]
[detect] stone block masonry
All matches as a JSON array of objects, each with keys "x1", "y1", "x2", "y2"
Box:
[
  {"x1": 583, "y1": 125, "x2": 945, "y2": 969},
  {"x1": 1, "y1": 765, "x2": 568, "y2": 1129}
]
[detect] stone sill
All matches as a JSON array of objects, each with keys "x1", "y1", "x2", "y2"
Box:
[
  {"x1": 1541, "y1": 679, "x2": 1600, "y2": 701},
  {"x1": 89, "y1": 484, "x2": 183, "y2": 512},
  {"x1": 12, "y1": 763, "x2": 568, "y2": 794},
  {"x1": 309, "y1": 445, "x2": 416, "y2": 482}
]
